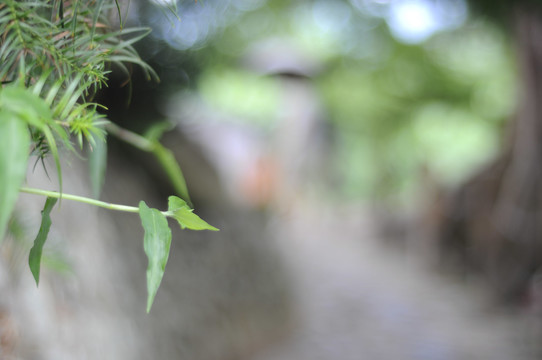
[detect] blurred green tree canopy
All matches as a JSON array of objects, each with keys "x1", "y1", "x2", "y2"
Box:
[{"x1": 137, "y1": 0, "x2": 516, "y2": 206}]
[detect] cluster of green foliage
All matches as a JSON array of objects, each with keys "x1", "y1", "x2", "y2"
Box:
[
  {"x1": 173, "y1": 1, "x2": 514, "y2": 205},
  {"x1": 0, "y1": 0, "x2": 217, "y2": 312}
]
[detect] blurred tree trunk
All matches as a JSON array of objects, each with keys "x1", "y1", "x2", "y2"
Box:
[{"x1": 435, "y1": 4, "x2": 542, "y2": 303}]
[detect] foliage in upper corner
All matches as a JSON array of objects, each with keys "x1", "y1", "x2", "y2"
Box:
[
  {"x1": 0, "y1": 0, "x2": 158, "y2": 155},
  {"x1": 0, "y1": 0, "x2": 217, "y2": 312},
  {"x1": 0, "y1": 0, "x2": 157, "y2": 238}
]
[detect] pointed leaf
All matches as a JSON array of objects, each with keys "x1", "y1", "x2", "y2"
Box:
[
  {"x1": 0, "y1": 112, "x2": 30, "y2": 241},
  {"x1": 28, "y1": 197, "x2": 58, "y2": 286},
  {"x1": 168, "y1": 196, "x2": 219, "y2": 231},
  {"x1": 139, "y1": 201, "x2": 172, "y2": 313},
  {"x1": 114, "y1": 0, "x2": 123, "y2": 29},
  {"x1": 152, "y1": 143, "x2": 191, "y2": 206},
  {"x1": 1, "y1": 86, "x2": 52, "y2": 126},
  {"x1": 91, "y1": 0, "x2": 106, "y2": 40},
  {"x1": 1, "y1": 87, "x2": 63, "y2": 193}
]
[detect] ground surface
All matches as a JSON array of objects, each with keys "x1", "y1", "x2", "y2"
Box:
[{"x1": 253, "y1": 203, "x2": 538, "y2": 360}]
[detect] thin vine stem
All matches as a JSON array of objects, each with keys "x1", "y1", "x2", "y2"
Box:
[
  {"x1": 19, "y1": 186, "x2": 171, "y2": 216},
  {"x1": 105, "y1": 122, "x2": 155, "y2": 152},
  {"x1": 105, "y1": 122, "x2": 192, "y2": 206}
]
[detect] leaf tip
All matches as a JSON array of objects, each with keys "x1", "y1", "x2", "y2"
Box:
[{"x1": 30, "y1": 269, "x2": 40, "y2": 287}]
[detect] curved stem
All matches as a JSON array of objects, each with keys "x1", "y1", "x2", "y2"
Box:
[
  {"x1": 105, "y1": 122, "x2": 192, "y2": 207},
  {"x1": 105, "y1": 122, "x2": 154, "y2": 152},
  {"x1": 19, "y1": 187, "x2": 169, "y2": 216}
]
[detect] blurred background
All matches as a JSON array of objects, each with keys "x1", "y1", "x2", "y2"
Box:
[
  {"x1": 4, "y1": 0, "x2": 542, "y2": 359},
  {"x1": 122, "y1": 0, "x2": 511, "y2": 208}
]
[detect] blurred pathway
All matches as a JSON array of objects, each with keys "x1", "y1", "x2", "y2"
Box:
[{"x1": 254, "y1": 204, "x2": 536, "y2": 360}]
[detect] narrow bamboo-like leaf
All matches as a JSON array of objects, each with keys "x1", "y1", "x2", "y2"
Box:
[
  {"x1": 55, "y1": 73, "x2": 84, "y2": 119},
  {"x1": 91, "y1": 0, "x2": 106, "y2": 40},
  {"x1": 0, "y1": 112, "x2": 30, "y2": 241},
  {"x1": 144, "y1": 121, "x2": 172, "y2": 143},
  {"x1": 70, "y1": 0, "x2": 80, "y2": 40},
  {"x1": 95, "y1": 27, "x2": 152, "y2": 47},
  {"x1": 168, "y1": 196, "x2": 219, "y2": 231},
  {"x1": 58, "y1": 0, "x2": 64, "y2": 26},
  {"x1": 89, "y1": 132, "x2": 107, "y2": 198},
  {"x1": 152, "y1": 143, "x2": 192, "y2": 206},
  {"x1": 108, "y1": 55, "x2": 159, "y2": 82},
  {"x1": 30, "y1": 69, "x2": 53, "y2": 97},
  {"x1": 114, "y1": 0, "x2": 123, "y2": 29},
  {"x1": 40, "y1": 125, "x2": 63, "y2": 195},
  {"x1": 28, "y1": 197, "x2": 58, "y2": 286},
  {"x1": 139, "y1": 201, "x2": 172, "y2": 313},
  {"x1": 44, "y1": 77, "x2": 65, "y2": 105}
]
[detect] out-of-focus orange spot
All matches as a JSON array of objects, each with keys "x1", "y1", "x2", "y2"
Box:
[{"x1": 240, "y1": 155, "x2": 279, "y2": 208}]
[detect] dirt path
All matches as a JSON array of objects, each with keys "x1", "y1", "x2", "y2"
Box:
[{"x1": 254, "y1": 204, "x2": 537, "y2": 360}]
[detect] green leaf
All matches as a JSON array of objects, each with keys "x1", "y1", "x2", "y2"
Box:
[
  {"x1": 40, "y1": 125, "x2": 64, "y2": 194},
  {"x1": 139, "y1": 201, "x2": 172, "y2": 313},
  {"x1": 91, "y1": 0, "x2": 107, "y2": 40},
  {"x1": 0, "y1": 112, "x2": 30, "y2": 241},
  {"x1": 1, "y1": 86, "x2": 64, "y2": 193},
  {"x1": 89, "y1": 132, "x2": 107, "y2": 198},
  {"x1": 1, "y1": 87, "x2": 52, "y2": 125},
  {"x1": 114, "y1": 0, "x2": 123, "y2": 29},
  {"x1": 144, "y1": 121, "x2": 172, "y2": 143},
  {"x1": 152, "y1": 143, "x2": 192, "y2": 207},
  {"x1": 168, "y1": 196, "x2": 219, "y2": 231},
  {"x1": 28, "y1": 197, "x2": 58, "y2": 286}
]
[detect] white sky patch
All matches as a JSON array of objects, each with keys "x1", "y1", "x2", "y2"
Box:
[
  {"x1": 386, "y1": 0, "x2": 467, "y2": 44},
  {"x1": 148, "y1": 0, "x2": 176, "y2": 7}
]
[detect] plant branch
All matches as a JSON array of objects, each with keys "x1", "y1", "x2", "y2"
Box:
[
  {"x1": 105, "y1": 122, "x2": 192, "y2": 206},
  {"x1": 105, "y1": 122, "x2": 154, "y2": 151},
  {"x1": 19, "y1": 186, "x2": 170, "y2": 216}
]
